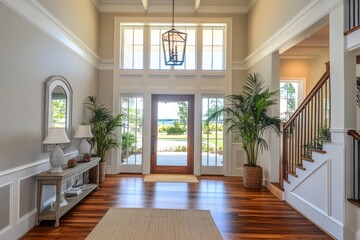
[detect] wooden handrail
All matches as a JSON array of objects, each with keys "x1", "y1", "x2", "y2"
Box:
[
  {"x1": 348, "y1": 130, "x2": 360, "y2": 141},
  {"x1": 284, "y1": 62, "x2": 329, "y2": 129},
  {"x1": 280, "y1": 62, "x2": 330, "y2": 189}
]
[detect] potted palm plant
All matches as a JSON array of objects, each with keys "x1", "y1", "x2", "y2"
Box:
[
  {"x1": 207, "y1": 73, "x2": 280, "y2": 189},
  {"x1": 85, "y1": 96, "x2": 124, "y2": 182}
]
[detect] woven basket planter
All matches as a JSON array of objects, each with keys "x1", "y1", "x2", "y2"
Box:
[
  {"x1": 89, "y1": 161, "x2": 106, "y2": 183},
  {"x1": 243, "y1": 165, "x2": 263, "y2": 190}
]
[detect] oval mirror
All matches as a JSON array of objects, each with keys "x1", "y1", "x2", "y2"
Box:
[{"x1": 43, "y1": 75, "x2": 73, "y2": 151}]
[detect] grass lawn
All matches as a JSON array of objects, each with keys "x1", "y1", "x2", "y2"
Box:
[{"x1": 157, "y1": 132, "x2": 223, "y2": 148}]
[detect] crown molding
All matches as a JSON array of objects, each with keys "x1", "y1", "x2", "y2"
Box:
[
  {"x1": 98, "y1": 59, "x2": 114, "y2": 71},
  {"x1": 91, "y1": 0, "x2": 100, "y2": 9},
  {"x1": 1, "y1": 0, "x2": 100, "y2": 69},
  {"x1": 96, "y1": 0, "x2": 254, "y2": 14},
  {"x1": 232, "y1": 61, "x2": 246, "y2": 70},
  {"x1": 242, "y1": 0, "x2": 342, "y2": 69}
]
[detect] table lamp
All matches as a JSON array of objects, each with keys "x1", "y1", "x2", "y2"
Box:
[
  {"x1": 73, "y1": 125, "x2": 93, "y2": 155},
  {"x1": 43, "y1": 127, "x2": 70, "y2": 173}
]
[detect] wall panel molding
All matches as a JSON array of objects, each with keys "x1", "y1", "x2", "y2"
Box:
[
  {"x1": 0, "y1": 182, "x2": 12, "y2": 235},
  {"x1": 0, "y1": 151, "x2": 78, "y2": 239}
]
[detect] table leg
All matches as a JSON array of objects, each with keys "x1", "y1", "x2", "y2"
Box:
[
  {"x1": 54, "y1": 180, "x2": 61, "y2": 227},
  {"x1": 36, "y1": 182, "x2": 42, "y2": 226}
]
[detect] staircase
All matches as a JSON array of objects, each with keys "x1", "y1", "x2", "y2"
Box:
[
  {"x1": 271, "y1": 63, "x2": 348, "y2": 239},
  {"x1": 279, "y1": 62, "x2": 330, "y2": 190}
]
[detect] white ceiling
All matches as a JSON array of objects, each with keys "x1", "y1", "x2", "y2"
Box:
[{"x1": 93, "y1": 0, "x2": 255, "y2": 14}]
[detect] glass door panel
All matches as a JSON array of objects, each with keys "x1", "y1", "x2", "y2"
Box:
[{"x1": 151, "y1": 95, "x2": 194, "y2": 174}]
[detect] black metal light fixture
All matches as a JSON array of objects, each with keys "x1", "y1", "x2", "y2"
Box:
[{"x1": 162, "y1": 0, "x2": 187, "y2": 66}]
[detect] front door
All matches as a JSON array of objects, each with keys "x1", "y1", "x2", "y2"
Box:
[{"x1": 151, "y1": 95, "x2": 194, "y2": 174}]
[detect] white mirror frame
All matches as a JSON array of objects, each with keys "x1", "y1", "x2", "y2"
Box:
[{"x1": 43, "y1": 75, "x2": 73, "y2": 152}]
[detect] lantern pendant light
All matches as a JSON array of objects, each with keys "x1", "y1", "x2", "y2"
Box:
[{"x1": 162, "y1": 0, "x2": 187, "y2": 66}]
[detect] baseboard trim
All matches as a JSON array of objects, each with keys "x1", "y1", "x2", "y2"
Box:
[{"x1": 285, "y1": 191, "x2": 342, "y2": 239}]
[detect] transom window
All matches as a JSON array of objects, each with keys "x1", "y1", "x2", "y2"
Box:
[
  {"x1": 120, "y1": 23, "x2": 226, "y2": 70},
  {"x1": 121, "y1": 26, "x2": 144, "y2": 69},
  {"x1": 202, "y1": 27, "x2": 225, "y2": 70}
]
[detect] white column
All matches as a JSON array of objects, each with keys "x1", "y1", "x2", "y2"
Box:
[
  {"x1": 142, "y1": 93, "x2": 152, "y2": 174},
  {"x1": 330, "y1": 5, "x2": 356, "y2": 137}
]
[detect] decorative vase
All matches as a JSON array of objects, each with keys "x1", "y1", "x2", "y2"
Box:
[
  {"x1": 50, "y1": 145, "x2": 65, "y2": 173},
  {"x1": 243, "y1": 165, "x2": 263, "y2": 189}
]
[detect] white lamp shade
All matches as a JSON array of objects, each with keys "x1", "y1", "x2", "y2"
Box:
[
  {"x1": 74, "y1": 125, "x2": 93, "y2": 138},
  {"x1": 43, "y1": 128, "x2": 70, "y2": 144}
]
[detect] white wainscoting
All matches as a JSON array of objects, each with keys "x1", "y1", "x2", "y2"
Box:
[
  {"x1": 283, "y1": 143, "x2": 345, "y2": 239},
  {"x1": 0, "y1": 151, "x2": 78, "y2": 240}
]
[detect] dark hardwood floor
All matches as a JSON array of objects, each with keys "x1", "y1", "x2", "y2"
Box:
[{"x1": 21, "y1": 175, "x2": 333, "y2": 239}]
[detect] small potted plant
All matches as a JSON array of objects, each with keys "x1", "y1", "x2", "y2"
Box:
[
  {"x1": 85, "y1": 95, "x2": 124, "y2": 182},
  {"x1": 207, "y1": 73, "x2": 280, "y2": 189}
]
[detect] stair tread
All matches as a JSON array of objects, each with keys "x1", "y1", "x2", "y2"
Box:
[
  {"x1": 288, "y1": 172, "x2": 298, "y2": 178},
  {"x1": 311, "y1": 149, "x2": 326, "y2": 154},
  {"x1": 302, "y1": 157, "x2": 314, "y2": 162},
  {"x1": 296, "y1": 165, "x2": 306, "y2": 171},
  {"x1": 282, "y1": 178, "x2": 290, "y2": 184}
]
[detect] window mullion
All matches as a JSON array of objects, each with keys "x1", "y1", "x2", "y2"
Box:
[
  {"x1": 211, "y1": 29, "x2": 214, "y2": 70},
  {"x1": 198, "y1": 26, "x2": 203, "y2": 70},
  {"x1": 143, "y1": 26, "x2": 149, "y2": 70}
]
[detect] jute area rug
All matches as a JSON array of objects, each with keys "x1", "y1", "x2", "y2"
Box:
[
  {"x1": 143, "y1": 174, "x2": 199, "y2": 183},
  {"x1": 86, "y1": 208, "x2": 223, "y2": 240}
]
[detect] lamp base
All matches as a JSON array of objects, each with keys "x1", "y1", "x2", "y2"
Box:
[
  {"x1": 79, "y1": 139, "x2": 91, "y2": 155},
  {"x1": 50, "y1": 145, "x2": 64, "y2": 173}
]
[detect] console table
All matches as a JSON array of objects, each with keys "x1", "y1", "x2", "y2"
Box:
[{"x1": 35, "y1": 157, "x2": 100, "y2": 227}]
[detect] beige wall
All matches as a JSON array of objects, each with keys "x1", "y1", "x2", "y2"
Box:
[
  {"x1": 246, "y1": 53, "x2": 280, "y2": 183},
  {"x1": 38, "y1": 0, "x2": 99, "y2": 55},
  {"x1": 280, "y1": 52, "x2": 329, "y2": 95},
  {"x1": 247, "y1": 0, "x2": 312, "y2": 55},
  {"x1": 0, "y1": 2, "x2": 97, "y2": 171}
]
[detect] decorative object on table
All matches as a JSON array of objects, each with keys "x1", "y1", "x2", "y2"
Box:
[
  {"x1": 74, "y1": 124, "x2": 93, "y2": 155},
  {"x1": 85, "y1": 96, "x2": 124, "y2": 182},
  {"x1": 83, "y1": 153, "x2": 91, "y2": 162},
  {"x1": 206, "y1": 73, "x2": 280, "y2": 190},
  {"x1": 43, "y1": 127, "x2": 71, "y2": 173},
  {"x1": 162, "y1": 0, "x2": 187, "y2": 66},
  {"x1": 67, "y1": 158, "x2": 77, "y2": 168}
]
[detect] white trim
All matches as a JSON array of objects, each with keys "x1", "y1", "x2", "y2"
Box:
[
  {"x1": 0, "y1": 182, "x2": 13, "y2": 235},
  {"x1": 346, "y1": 29, "x2": 360, "y2": 52},
  {"x1": 0, "y1": 150, "x2": 78, "y2": 177},
  {"x1": 98, "y1": 59, "x2": 114, "y2": 71},
  {"x1": 97, "y1": 2, "x2": 252, "y2": 14},
  {"x1": 18, "y1": 209, "x2": 36, "y2": 224},
  {"x1": 232, "y1": 61, "x2": 246, "y2": 70},
  {"x1": 285, "y1": 192, "x2": 343, "y2": 239},
  {"x1": 243, "y1": 0, "x2": 342, "y2": 69},
  {"x1": 1, "y1": 0, "x2": 100, "y2": 68},
  {"x1": 91, "y1": 0, "x2": 99, "y2": 10},
  {"x1": 17, "y1": 173, "x2": 38, "y2": 223}
]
